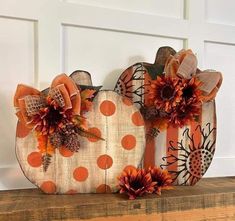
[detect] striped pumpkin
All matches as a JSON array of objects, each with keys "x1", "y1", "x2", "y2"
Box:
[{"x1": 114, "y1": 47, "x2": 222, "y2": 185}]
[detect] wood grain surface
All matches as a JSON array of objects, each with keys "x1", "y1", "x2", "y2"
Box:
[
  {"x1": 15, "y1": 90, "x2": 145, "y2": 194},
  {"x1": 0, "y1": 177, "x2": 234, "y2": 221},
  {"x1": 114, "y1": 47, "x2": 219, "y2": 186}
]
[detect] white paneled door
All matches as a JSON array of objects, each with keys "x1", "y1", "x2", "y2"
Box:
[{"x1": 0, "y1": 0, "x2": 234, "y2": 189}]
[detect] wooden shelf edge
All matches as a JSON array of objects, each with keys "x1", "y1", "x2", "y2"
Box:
[{"x1": 0, "y1": 177, "x2": 235, "y2": 221}]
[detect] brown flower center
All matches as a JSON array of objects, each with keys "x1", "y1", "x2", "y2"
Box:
[{"x1": 161, "y1": 85, "x2": 175, "y2": 100}]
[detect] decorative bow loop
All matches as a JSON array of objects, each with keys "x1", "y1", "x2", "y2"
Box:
[
  {"x1": 197, "y1": 71, "x2": 223, "y2": 102},
  {"x1": 14, "y1": 85, "x2": 41, "y2": 128},
  {"x1": 164, "y1": 49, "x2": 223, "y2": 102},
  {"x1": 51, "y1": 74, "x2": 81, "y2": 115},
  {"x1": 14, "y1": 74, "x2": 81, "y2": 129},
  {"x1": 164, "y1": 49, "x2": 197, "y2": 79}
]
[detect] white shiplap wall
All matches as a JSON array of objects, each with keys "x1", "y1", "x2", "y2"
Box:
[{"x1": 0, "y1": 0, "x2": 234, "y2": 189}]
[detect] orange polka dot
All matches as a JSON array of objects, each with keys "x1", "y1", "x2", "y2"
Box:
[
  {"x1": 73, "y1": 167, "x2": 89, "y2": 182},
  {"x1": 96, "y1": 184, "x2": 111, "y2": 193},
  {"x1": 122, "y1": 97, "x2": 132, "y2": 106},
  {"x1": 121, "y1": 135, "x2": 136, "y2": 150},
  {"x1": 132, "y1": 111, "x2": 144, "y2": 126},
  {"x1": 87, "y1": 127, "x2": 102, "y2": 142},
  {"x1": 27, "y1": 152, "x2": 42, "y2": 167},
  {"x1": 97, "y1": 154, "x2": 113, "y2": 170},
  {"x1": 16, "y1": 121, "x2": 31, "y2": 138},
  {"x1": 66, "y1": 189, "x2": 78, "y2": 195},
  {"x1": 124, "y1": 165, "x2": 136, "y2": 172},
  {"x1": 59, "y1": 146, "x2": 74, "y2": 157},
  {"x1": 40, "y1": 181, "x2": 56, "y2": 194},
  {"x1": 100, "y1": 100, "x2": 116, "y2": 116}
]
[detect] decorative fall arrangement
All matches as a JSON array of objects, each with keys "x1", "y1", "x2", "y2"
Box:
[
  {"x1": 14, "y1": 71, "x2": 146, "y2": 194},
  {"x1": 13, "y1": 46, "x2": 222, "y2": 199},
  {"x1": 115, "y1": 46, "x2": 222, "y2": 186},
  {"x1": 14, "y1": 74, "x2": 103, "y2": 172},
  {"x1": 118, "y1": 166, "x2": 172, "y2": 200}
]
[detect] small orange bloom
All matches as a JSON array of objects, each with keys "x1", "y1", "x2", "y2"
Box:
[
  {"x1": 118, "y1": 167, "x2": 156, "y2": 200},
  {"x1": 147, "y1": 167, "x2": 173, "y2": 195}
]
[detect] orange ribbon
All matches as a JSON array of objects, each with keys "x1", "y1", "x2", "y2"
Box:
[
  {"x1": 14, "y1": 74, "x2": 81, "y2": 129},
  {"x1": 164, "y1": 49, "x2": 223, "y2": 102}
]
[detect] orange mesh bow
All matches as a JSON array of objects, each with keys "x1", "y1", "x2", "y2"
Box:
[{"x1": 14, "y1": 74, "x2": 81, "y2": 131}]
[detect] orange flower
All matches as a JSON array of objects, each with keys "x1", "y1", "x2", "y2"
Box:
[
  {"x1": 145, "y1": 71, "x2": 203, "y2": 128},
  {"x1": 147, "y1": 76, "x2": 182, "y2": 113},
  {"x1": 118, "y1": 167, "x2": 156, "y2": 200},
  {"x1": 170, "y1": 102, "x2": 201, "y2": 127},
  {"x1": 170, "y1": 77, "x2": 202, "y2": 127},
  {"x1": 147, "y1": 167, "x2": 173, "y2": 195},
  {"x1": 182, "y1": 77, "x2": 202, "y2": 102},
  {"x1": 142, "y1": 48, "x2": 222, "y2": 131}
]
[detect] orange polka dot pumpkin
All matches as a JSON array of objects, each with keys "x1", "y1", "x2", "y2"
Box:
[{"x1": 15, "y1": 72, "x2": 145, "y2": 194}]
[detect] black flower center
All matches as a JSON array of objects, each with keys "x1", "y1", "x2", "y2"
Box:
[
  {"x1": 152, "y1": 177, "x2": 162, "y2": 186},
  {"x1": 183, "y1": 86, "x2": 194, "y2": 99},
  {"x1": 45, "y1": 106, "x2": 63, "y2": 126},
  {"x1": 161, "y1": 85, "x2": 175, "y2": 100},
  {"x1": 131, "y1": 180, "x2": 143, "y2": 190}
]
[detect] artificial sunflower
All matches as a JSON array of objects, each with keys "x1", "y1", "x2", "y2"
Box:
[
  {"x1": 118, "y1": 167, "x2": 156, "y2": 200},
  {"x1": 170, "y1": 77, "x2": 203, "y2": 127},
  {"x1": 170, "y1": 102, "x2": 200, "y2": 127},
  {"x1": 147, "y1": 167, "x2": 173, "y2": 195},
  {"x1": 182, "y1": 77, "x2": 202, "y2": 103},
  {"x1": 147, "y1": 76, "x2": 182, "y2": 113},
  {"x1": 144, "y1": 49, "x2": 205, "y2": 129}
]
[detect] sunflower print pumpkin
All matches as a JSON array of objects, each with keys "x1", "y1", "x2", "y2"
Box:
[{"x1": 114, "y1": 46, "x2": 222, "y2": 185}]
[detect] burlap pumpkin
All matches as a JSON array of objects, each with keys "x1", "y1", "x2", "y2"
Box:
[
  {"x1": 15, "y1": 72, "x2": 145, "y2": 194},
  {"x1": 114, "y1": 46, "x2": 222, "y2": 185}
]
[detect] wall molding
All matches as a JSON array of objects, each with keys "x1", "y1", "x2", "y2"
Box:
[{"x1": 0, "y1": 0, "x2": 234, "y2": 188}]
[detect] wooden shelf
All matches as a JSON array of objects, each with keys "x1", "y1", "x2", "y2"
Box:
[{"x1": 0, "y1": 177, "x2": 235, "y2": 221}]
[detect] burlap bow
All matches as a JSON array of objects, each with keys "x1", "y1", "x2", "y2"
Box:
[
  {"x1": 14, "y1": 74, "x2": 81, "y2": 130},
  {"x1": 164, "y1": 49, "x2": 223, "y2": 102}
]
